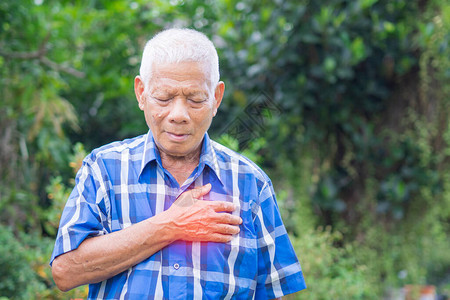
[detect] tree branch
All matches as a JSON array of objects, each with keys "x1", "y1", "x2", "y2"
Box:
[
  {"x1": 0, "y1": 32, "x2": 85, "y2": 78},
  {"x1": 0, "y1": 32, "x2": 50, "y2": 59},
  {"x1": 40, "y1": 57, "x2": 85, "y2": 78}
]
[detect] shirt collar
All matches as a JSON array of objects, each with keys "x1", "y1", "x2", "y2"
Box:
[
  {"x1": 139, "y1": 130, "x2": 161, "y2": 176},
  {"x1": 139, "y1": 130, "x2": 223, "y2": 185},
  {"x1": 199, "y1": 132, "x2": 223, "y2": 184}
]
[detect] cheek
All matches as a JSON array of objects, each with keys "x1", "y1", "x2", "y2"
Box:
[
  {"x1": 146, "y1": 105, "x2": 166, "y2": 122},
  {"x1": 157, "y1": 110, "x2": 167, "y2": 118},
  {"x1": 196, "y1": 109, "x2": 214, "y2": 127},
  {"x1": 152, "y1": 111, "x2": 163, "y2": 120}
]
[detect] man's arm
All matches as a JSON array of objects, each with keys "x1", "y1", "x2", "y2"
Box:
[
  {"x1": 52, "y1": 184, "x2": 242, "y2": 291},
  {"x1": 254, "y1": 181, "x2": 307, "y2": 298}
]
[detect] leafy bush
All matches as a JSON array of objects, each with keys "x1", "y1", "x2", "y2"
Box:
[
  {"x1": 290, "y1": 228, "x2": 380, "y2": 300},
  {"x1": 0, "y1": 225, "x2": 43, "y2": 299},
  {"x1": 0, "y1": 225, "x2": 88, "y2": 299}
]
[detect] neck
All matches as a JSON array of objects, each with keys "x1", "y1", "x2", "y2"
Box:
[
  {"x1": 160, "y1": 150, "x2": 200, "y2": 168},
  {"x1": 159, "y1": 146, "x2": 202, "y2": 186}
]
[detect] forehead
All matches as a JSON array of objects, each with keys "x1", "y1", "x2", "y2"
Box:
[{"x1": 148, "y1": 61, "x2": 212, "y2": 90}]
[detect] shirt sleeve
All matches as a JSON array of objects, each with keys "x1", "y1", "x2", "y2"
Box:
[
  {"x1": 50, "y1": 159, "x2": 109, "y2": 265},
  {"x1": 253, "y1": 180, "x2": 306, "y2": 299}
]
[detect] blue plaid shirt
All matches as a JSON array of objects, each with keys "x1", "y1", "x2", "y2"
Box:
[{"x1": 51, "y1": 131, "x2": 306, "y2": 299}]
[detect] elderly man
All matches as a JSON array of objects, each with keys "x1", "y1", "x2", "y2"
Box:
[{"x1": 51, "y1": 28, "x2": 306, "y2": 299}]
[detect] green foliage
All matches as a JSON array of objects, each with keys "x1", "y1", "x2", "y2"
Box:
[
  {"x1": 0, "y1": 142, "x2": 89, "y2": 299},
  {"x1": 43, "y1": 142, "x2": 87, "y2": 236},
  {"x1": 216, "y1": 134, "x2": 266, "y2": 165},
  {"x1": 0, "y1": 225, "x2": 43, "y2": 299},
  {"x1": 0, "y1": 0, "x2": 79, "y2": 231},
  {"x1": 290, "y1": 228, "x2": 380, "y2": 299},
  {"x1": 16, "y1": 231, "x2": 88, "y2": 299},
  {"x1": 42, "y1": 176, "x2": 72, "y2": 236},
  {"x1": 358, "y1": 212, "x2": 450, "y2": 292}
]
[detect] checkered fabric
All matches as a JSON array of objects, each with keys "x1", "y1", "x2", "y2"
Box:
[{"x1": 51, "y1": 131, "x2": 306, "y2": 299}]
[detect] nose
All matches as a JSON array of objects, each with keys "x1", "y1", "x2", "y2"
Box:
[{"x1": 168, "y1": 98, "x2": 189, "y2": 123}]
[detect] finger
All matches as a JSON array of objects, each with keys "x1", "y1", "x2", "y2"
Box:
[
  {"x1": 215, "y1": 212, "x2": 243, "y2": 225},
  {"x1": 204, "y1": 233, "x2": 234, "y2": 243},
  {"x1": 215, "y1": 224, "x2": 240, "y2": 235},
  {"x1": 191, "y1": 183, "x2": 212, "y2": 200},
  {"x1": 209, "y1": 201, "x2": 237, "y2": 213}
]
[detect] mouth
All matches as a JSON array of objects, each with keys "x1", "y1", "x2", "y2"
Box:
[{"x1": 166, "y1": 132, "x2": 190, "y2": 142}]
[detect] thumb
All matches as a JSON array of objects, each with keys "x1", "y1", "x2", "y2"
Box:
[{"x1": 191, "y1": 183, "x2": 212, "y2": 200}]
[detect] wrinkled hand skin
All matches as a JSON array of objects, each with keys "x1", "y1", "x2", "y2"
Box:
[{"x1": 166, "y1": 183, "x2": 243, "y2": 243}]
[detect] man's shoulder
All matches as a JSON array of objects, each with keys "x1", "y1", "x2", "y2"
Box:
[
  {"x1": 210, "y1": 140, "x2": 270, "y2": 183},
  {"x1": 86, "y1": 134, "x2": 147, "y2": 164}
]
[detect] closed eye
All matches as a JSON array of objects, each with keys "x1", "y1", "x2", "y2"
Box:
[
  {"x1": 189, "y1": 99, "x2": 207, "y2": 108},
  {"x1": 189, "y1": 99, "x2": 206, "y2": 103},
  {"x1": 154, "y1": 97, "x2": 172, "y2": 103}
]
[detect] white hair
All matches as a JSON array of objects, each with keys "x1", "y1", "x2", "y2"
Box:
[{"x1": 139, "y1": 28, "x2": 220, "y2": 90}]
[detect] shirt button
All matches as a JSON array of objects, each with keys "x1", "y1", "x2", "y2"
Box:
[{"x1": 173, "y1": 263, "x2": 180, "y2": 270}]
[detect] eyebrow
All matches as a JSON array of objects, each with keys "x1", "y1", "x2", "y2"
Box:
[
  {"x1": 148, "y1": 85, "x2": 210, "y2": 98},
  {"x1": 185, "y1": 90, "x2": 208, "y2": 97},
  {"x1": 148, "y1": 86, "x2": 175, "y2": 95}
]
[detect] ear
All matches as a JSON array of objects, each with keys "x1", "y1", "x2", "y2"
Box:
[
  {"x1": 213, "y1": 81, "x2": 225, "y2": 117},
  {"x1": 135, "y1": 76, "x2": 146, "y2": 111}
]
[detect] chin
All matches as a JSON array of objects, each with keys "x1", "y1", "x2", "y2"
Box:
[
  {"x1": 162, "y1": 146, "x2": 191, "y2": 156},
  {"x1": 158, "y1": 139, "x2": 202, "y2": 158}
]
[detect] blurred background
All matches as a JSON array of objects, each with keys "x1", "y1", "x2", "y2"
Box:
[{"x1": 0, "y1": 0, "x2": 449, "y2": 299}]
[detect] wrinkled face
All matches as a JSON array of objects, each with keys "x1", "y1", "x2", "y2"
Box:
[{"x1": 135, "y1": 61, "x2": 224, "y2": 158}]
